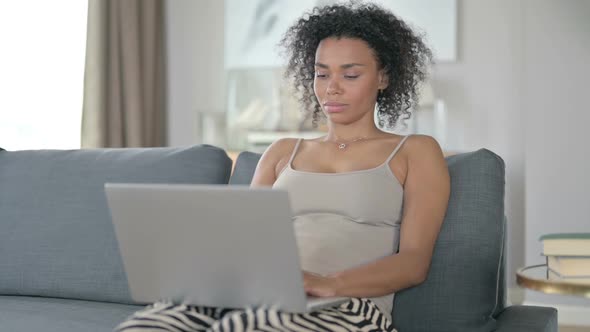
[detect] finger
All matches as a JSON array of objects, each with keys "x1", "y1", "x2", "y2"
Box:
[
  {"x1": 305, "y1": 287, "x2": 319, "y2": 297},
  {"x1": 306, "y1": 286, "x2": 334, "y2": 298}
]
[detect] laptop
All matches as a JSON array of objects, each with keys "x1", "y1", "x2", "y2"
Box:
[{"x1": 104, "y1": 183, "x2": 348, "y2": 313}]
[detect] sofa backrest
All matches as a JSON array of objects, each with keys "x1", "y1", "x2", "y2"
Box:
[
  {"x1": 393, "y1": 149, "x2": 505, "y2": 332},
  {"x1": 229, "y1": 151, "x2": 262, "y2": 185},
  {"x1": 229, "y1": 148, "x2": 507, "y2": 332},
  {"x1": 0, "y1": 145, "x2": 232, "y2": 304}
]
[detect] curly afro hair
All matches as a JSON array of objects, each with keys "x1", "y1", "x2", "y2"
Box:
[{"x1": 280, "y1": 2, "x2": 432, "y2": 129}]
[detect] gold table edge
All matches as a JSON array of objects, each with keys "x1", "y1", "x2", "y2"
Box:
[{"x1": 516, "y1": 264, "x2": 590, "y2": 298}]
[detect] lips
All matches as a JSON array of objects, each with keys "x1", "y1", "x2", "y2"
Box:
[{"x1": 323, "y1": 102, "x2": 348, "y2": 113}]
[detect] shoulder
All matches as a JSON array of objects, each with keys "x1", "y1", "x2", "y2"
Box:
[
  {"x1": 403, "y1": 135, "x2": 448, "y2": 176},
  {"x1": 404, "y1": 134, "x2": 443, "y2": 155},
  {"x1": 262, "y1": 138, "x2": 299, "y2": 161},
  {"x1": 256, "y1": 138, "x2": 299, "y2": 172},
  {"x1": 395, "y1": 134, "x2": 446, "y2": 171},
  {"x1": 250, "y1": 138, "x2": 300, "y2": 187},
  {"x1": 381, "y1": 133, "x2": 442, "y2": 159}
]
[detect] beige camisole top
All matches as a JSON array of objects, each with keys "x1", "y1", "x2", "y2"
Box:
[{"x1": 272, "y1": 135, "x2": 410, "y2": 320}]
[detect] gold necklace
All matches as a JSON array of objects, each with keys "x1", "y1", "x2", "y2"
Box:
[{"x1": 329, "y1": 136, "x2": 369, "y2": 150}]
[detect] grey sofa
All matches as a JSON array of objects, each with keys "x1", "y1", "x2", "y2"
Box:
[{"x1": 0, "y1": 145, "x2": 556, "y2": 332}]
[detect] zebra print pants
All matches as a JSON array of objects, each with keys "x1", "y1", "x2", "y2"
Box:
[{"x1": 115, "y1": 298, "x2": 397, "y2": 332}]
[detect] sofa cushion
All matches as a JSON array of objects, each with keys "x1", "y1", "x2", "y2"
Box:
[
  {"x1": 231, "y1": 148, "x2": 506, "y2": 332},
  {"x1": 0, "y1": 145, "x2": 231, "y2": 304},
  {"x1": 0, "y1": 295, "x2": 141, "y2": 332},
  {"x1": 229, "y1": 151, "x2": 262, "y2": 185},
  {"x1": 393, "y1": 149, "x2": 505, "y2": 332},
  {"x1": 495, "y1": 305, "x2": 558, "y2": 332}
]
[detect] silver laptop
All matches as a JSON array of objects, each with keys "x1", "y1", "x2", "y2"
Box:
[{"x1": 104, "y1": 183, "x2": 348, "y2": 313}]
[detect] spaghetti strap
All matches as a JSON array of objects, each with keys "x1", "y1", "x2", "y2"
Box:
[
  {"x1": 385, "y1": 135, "x2": 411, "y2": 164},
  {"x1": 287, "y1": 138, "x2": 303, "y2": 165}
]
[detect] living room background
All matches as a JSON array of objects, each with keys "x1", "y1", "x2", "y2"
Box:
[
  {"x1": 0, "y1": 0, "x2": 588, "y2": 327},
  {"x1": 165, "y1": 0, "x2": 590, "y2": 325}
]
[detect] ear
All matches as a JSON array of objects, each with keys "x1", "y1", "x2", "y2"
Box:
[{"x1": 378, "y1": 70, "x2": 389, "y2": 90}]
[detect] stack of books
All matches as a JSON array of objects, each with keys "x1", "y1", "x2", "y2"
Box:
[{"x1": 540, "y1": 233, "x2": 590, "y2": 284}]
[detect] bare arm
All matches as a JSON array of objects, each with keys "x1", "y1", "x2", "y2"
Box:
[{"x1": 304, "y1": 135, "x2": 450, "y2": 298}]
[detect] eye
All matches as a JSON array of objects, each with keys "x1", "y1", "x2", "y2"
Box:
[
  {"x1": 315, "y1": 72, "x2": 328, "y2": 78},
  {"x1": 344, "y1": 75, "x2": 359, "y2": 79}
]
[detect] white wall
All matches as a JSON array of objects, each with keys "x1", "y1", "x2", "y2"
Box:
[
  {"x1": 165, "y1": 0, "x2": 590, "y2": 323},
  {"x1": 435, "y1": 0, "x2": 590, "y2": 320},
  {"x1": 522, "y1": 0, "x2": 590, "y2": 311},
  {"x1": 432, "y1": 0, "x2": 526, "y2": 303}
]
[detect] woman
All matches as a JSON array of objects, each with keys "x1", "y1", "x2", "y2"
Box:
[{"x1": 116, "y1": 3, "x2": 449, "y2": 332}]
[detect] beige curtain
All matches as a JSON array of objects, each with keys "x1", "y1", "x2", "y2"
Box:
[{"x1": 82, "y1": 0, "x2": 166, "y2": 148}]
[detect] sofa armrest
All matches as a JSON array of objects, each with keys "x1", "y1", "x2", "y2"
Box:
[{"x1": 494, "y1": 305, "x2": 557, "y2": 332}]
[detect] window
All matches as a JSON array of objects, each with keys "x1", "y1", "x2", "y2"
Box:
[{"x1": 0, "y1": 1, "x2": 88, "y2": 150}]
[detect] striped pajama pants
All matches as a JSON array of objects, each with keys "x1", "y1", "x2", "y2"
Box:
[{"x1": 115, "y1": 298, "x2": 397, "y2": 332}]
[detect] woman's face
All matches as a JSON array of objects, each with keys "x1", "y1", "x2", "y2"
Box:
[{"x1": 313, "y1": 37, "x2": 388, "y2": 125}]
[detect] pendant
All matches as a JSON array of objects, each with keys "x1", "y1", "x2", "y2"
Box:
[{"x1": 338, "y1": 143, "x2": 346, "y2": 149}]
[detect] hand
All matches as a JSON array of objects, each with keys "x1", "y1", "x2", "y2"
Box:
[{"x1": 303, "y1": 271, "x2": 339, "y2": 297}]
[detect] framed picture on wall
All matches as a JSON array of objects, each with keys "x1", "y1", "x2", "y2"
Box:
[{"x1": 224, "y1": 0, "x2": 457, "y2": 69}]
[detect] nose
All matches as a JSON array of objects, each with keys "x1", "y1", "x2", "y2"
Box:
[{"x1": 326, "y1": 78, "x2": 342, "y2": 95}]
